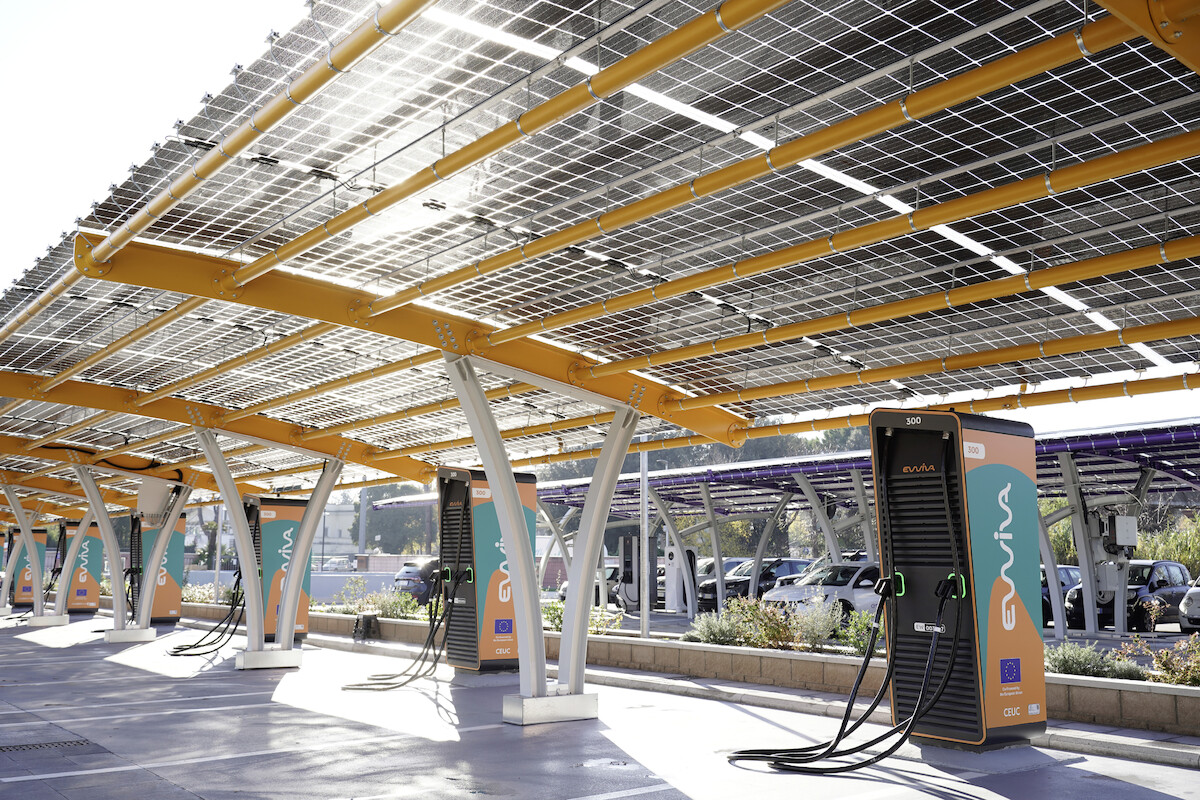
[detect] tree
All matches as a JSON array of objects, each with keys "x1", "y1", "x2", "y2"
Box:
[{"x1": 350, "y1": 484, "x2": 435, "y2": 554}]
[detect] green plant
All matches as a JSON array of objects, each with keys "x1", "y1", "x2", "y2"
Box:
[
  {"x1": 723, "y1": 597, "x2": 796, "y2": 650},
  {"x1": 840, "y1": 609, "x2": 883, "y2": 656},
  {"x1": 539, "y1": 600, "x2": 621, "y2": 634},
  {"x1": 682, "y1": 611, "x2": 742, "y2": 646},
  {"x1": 792, "y1": 601, "x2": 841, "y2": 653},
  {"x1": 182, "y1": 583, "x2": 216, "y2": 604},
  {"x1": 1044, "y1": 641, "x2": 1145, "y2": 680},
  {"x1": 332, "y1": 576, "x2": 368, "y2": 607},
  {"x1": 1119, "y1": 634, "x2": 1200, "y2": 686},
  {"x1": 542, "y1": 600, "x2": 565, "y2": 631},
  {"x1": 372, "y1": 590, "x2": 422, "y2": 620}
]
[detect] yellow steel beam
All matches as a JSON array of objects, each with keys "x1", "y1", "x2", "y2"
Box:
[
  {"x1": 571, "y1": 128, "x2": 1200, "y2": 380},
  {"x1": 362, "y1": 13, "x2": 1137, "y2": 321},
  {"x1": 221, "y1": 350, "x2": 442, "y2": 423},
  {"x1": 0, "y1": 370, "x2": 436, "y2": 482},
  {"x1": 72, "y1": 236, "x2": 748, "y2": 446},
  {"x1": 512, "y1": 372, "x2": 1200, "y2": 467},
  {"x1": 37, "y1": 296, "x2": 209, "y2": 392},
  {"x1": 1098, "y1": 0, "x2": 1200, "y2": 74},
  {"x1": 643, "y1": 233, "x2": 1200, "y2": 402},
  {"x1": 212, "y1": 0, "x2": 795, "y2": 295},
  {"x1": 0, "y1": 0, "x2": 436, "y2": 351},
  {"x1": 18, "y1": 0, "x2": 789, "y2": 439},
  {"x1": 0, "y1": 432, "x2": 235, "y2": 496},
  {"x1": 78, "y1": 0, "x2": 437, "y2": 272},
  {"x1": 296, "y1": 381, "x2": 538, "y2": 441},
  {"x1": 676, "y1": 314, "x2": 1200, "y2": 411},
  {"x1": 366, "y1": 410, "x2": 618, "y2": 461}
]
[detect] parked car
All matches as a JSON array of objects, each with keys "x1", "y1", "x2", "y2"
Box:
[
  {"x1": 696, "y1": 557, "x2": 811, "y2": 611},
  {"x1": 763, "y1": 562, "x2": 881, "y2": 625},
  {"x1": 1064, "y1": 559, "x2": 1192, "y2": 631},
  {"x1": 1041, "y1": 565, "x2": 1081, "y2": 625},
  {"x1": 394, "y1": 556, "x2": 440, "y2": 604},
  {"x1": 1180, "y1": 573, "x2": 1200, "y2": 634},
  {"x1": 322, "y1": 555, "x2": 355, "y2": 572},
  {"x1": 657, "y1": 556, "x2": 750, "y2": 607},
  {"x1": 558, "y1": 564, "x2": 620, "y2": 605}
]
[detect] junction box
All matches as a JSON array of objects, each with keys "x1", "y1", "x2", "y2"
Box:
[
  {"x1": 437, "y1": 468, "x2": 536, "y2": 671},
  {"x1": 870, "y1": 409, "x2": 1046, "y2": 748}
]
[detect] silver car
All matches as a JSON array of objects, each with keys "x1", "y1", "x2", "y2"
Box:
[
  {"x1": 1181, "y1": 574, "x2": 1200, "y2": 633},
  {"x1": 763, "y1": 562, "x2": 881, "y2": 624}
]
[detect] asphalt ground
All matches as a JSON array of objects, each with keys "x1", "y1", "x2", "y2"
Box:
[{"x1": 1, "y1": 613, "x2": 1197, "y2": 800}]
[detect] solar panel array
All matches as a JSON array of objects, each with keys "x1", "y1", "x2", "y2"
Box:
[{"x1": 2, "y1": 0, "x2": 1199, "y2": 518}]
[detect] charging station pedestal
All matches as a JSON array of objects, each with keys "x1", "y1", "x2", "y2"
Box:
[
  {"x1": 615, "y1": 534, "x2": 640, "y2": 610},
  {"x1": 438, "y1": 468, "x2": 537, "y2": 673},
  {"x1": 871, "y1": 409, "x2": 1046, "y2": 749},
  {"x1": 664, "y1": 544, "x2": 696, "y2": 612}
]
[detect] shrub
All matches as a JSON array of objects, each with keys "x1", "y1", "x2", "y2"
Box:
[
  {"x1": 1044, "y1": 641, "x2": 1145, "y2": 680},
  {"x1": 540, "y1": 600, "x2": 622, "y2": 634},
  {"x1": 371, "y1": 590, "x2": 422, "y2": 620},
  {"x1": 682, "y1": 611, "x2": 742, "y2": 646},
  {"x1": 840, "y1": 609, "x2": 883, "y2": 656},
  {"x1": 182, "y1": 583, "x2": 215, "y2": 604},
  {"x1": 1119, "y1": 634, "x2": 1200, "y2": 686},
  {"x1": 792, "y1": 602, "x2": 841, "y2": 653}
]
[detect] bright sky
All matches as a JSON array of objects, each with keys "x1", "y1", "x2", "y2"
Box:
[{"x1": 0, "y1": 1, "x2": 1195, "y2": 442}]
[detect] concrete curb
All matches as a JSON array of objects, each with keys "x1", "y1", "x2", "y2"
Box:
[{"x1": 304, "y1": 629, "x2": 1200, "y2": 771}]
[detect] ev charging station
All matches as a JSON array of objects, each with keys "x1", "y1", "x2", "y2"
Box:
[
  {"x1": 616, "y1": 533, "x2": 640, "y2": 610},
  {"x1": 258, "y1": 497, "x2": 313, "y2": 642},
  {"x1": 870, "y1": 409, "x2": 1046, "y2": 748},
  {"x1": 61, "y1": 519, "x2": 104, "y2": 613},
  {"x1": 663, "y1": 543, "x2": 697, "y2": 613},
  {"x1": 136, "y1": 513, "x2": 187, "y2": 623},
  {"x1": 438, "y1": 468, "x2": 537, "y2": 672},
  {"x1": 6, "y1": 526, "x2": 47, "y2": 608}
]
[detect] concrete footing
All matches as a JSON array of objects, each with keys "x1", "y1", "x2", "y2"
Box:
[
  {"x1": 236, "y1": 648, "x2": 303, "y2": 670},
  {"x1": 0, "y1": 606, "x2": 12, "y2": 617},
  {"x1": 502, "y1": 691, "x2": 598, "y2": 725},
  {"x1": 105, "y1": 628, "x2": 158, "y2": 643},
  {"x1": 28, "y1": 614, "x2": 70, "y2": 627}
]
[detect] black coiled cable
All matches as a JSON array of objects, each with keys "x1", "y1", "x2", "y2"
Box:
[
  {"x1": 342, "y1": 569, "x2": 464, "y2": 691},
  {"x1": 169, "y1": 572, "x2": 245, "y2": 657}
]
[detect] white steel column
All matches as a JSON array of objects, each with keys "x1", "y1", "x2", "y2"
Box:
[
  {"x1": 72, "y1": 467, "x2": 139, "y2": 640},
  {"x1": 1038, "y1": 514, "x2": 1066, "y2": 640},
  {"x1": 850, "y1": 469, "x2": 877, "y2": 561},
  {"x1": 444, "y1": 355, "x2": 546, "y2": 700},
  {"x1": 648, "y1": 489, "x2": 697, "y2": 619},
  {"x1": 1059, "y1": 453, "x2": 1098, "y2": 635},
  {"x1": 536, "y1": 502, "x2": 576, "y2": 590},
  {"x1": 698, "y1": 483, "x2": 727, "y2": 611},
  {"x1": 749, "y1": 492, "x2": 794, "y2": 600},
  {"x1": 1, "y1": 488, "x2": 50, "y2": 621},
  {"x1": 194, "y1": 428, "x2": 267, "y2": 656},
  {"x1": 559, "y1": 404, "x2": 640, "y2": 694},
  {"x1": 796, "y1": 475, "x2": 841, "y2": 564},
  {"x1": 277, "y1": 459, "x2": 343, "y2": 653},
  {"x1": 52, "y1": 509, "x2": 95, "y2": 616},
  {"x1": 639, "y1": 449, "x2": 650, "y2": 638},
  {"x1": 134, "y1": 487, "x2": 193, "y2": 631},
  {"x1": 0, "y1": 521, "x2": 25, "y2": 617}
]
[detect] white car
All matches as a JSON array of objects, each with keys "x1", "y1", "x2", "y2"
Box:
[
  {"x1": 763, "y1": 562, "x2": 881, "y2": 624},
  {"x1": 1181, "y1": 575, "x2": 1200, "y2": 633}
]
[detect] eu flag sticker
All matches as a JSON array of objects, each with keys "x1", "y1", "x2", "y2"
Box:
[
  {"x1": 1000, "y1": 658, "x2": 1022, "y2": 684},
  {"x1": 494, "y1": 619, "x2": 513, "y2": 635}
]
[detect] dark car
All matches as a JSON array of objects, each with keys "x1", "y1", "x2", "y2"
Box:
[
  {"x1": 1041, "y1": 565, "x2": 1081, "y2": 625},
  {"x1": 1064, "y1": 559, "x2": 1192, "y2": 631},
  {"x1": 393, "y1": 556, "x2": 440, "y2": 604},
  {"x1": 696, "y1": 557, "x2": 812, "y2": 611}
]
